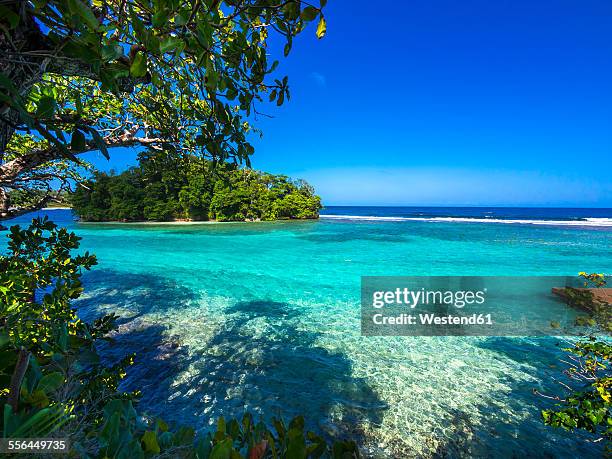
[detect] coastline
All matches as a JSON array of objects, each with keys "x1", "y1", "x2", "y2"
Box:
[
  {"x1": 39, "y1": 208, "x2": 319, "y2": 224},
  {"x1": 77, "y1": 218, "x2": 319, "y2": 225},
  {"x1": 34, "y1": 208, "x2": 612, "y2": 228},
  {"x1": 78, "y1": 220, "x2": 264, "y2": 225}
]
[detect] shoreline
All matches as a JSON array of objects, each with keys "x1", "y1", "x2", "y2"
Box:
[
  {"x1": 77, "y1": 218, "x2": 319, "y2": 225},
  {"x1": 38, "y1": 208, "x2": 319, "y2": 224},
  {"x1": 37, "y1": 208, "x2": 612, "y2": 228}
]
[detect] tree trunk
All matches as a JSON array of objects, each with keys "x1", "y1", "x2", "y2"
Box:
[
  {"x1": 7, "y1": 348, "x2": 30, "y2": 413},
  {"x1": 0, "y1": 186, "x2": 8, "y2": 226},
  {"x1": 0, "y1": 2, "x2": 50, "y2": 155}
]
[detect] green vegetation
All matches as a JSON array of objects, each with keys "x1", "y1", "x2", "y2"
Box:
[
  {"x1": 71, "y1": 151, "x2": 321, "y2": 222},
  {"x1": 540, "y1": 273, "x2": 611, "y2": 453},
  {"x1": 0, "y1": 0, "x2": 326, "y2": 218},
  {"x1": 562, "y1": 273, "x2": 612, "y2": 332},
  {"x1": 541, "y1": 339, "x2": 611, "y2": 452},
  {"x1": 0, "y1": 218, "x2": 359, "y2": 458}
]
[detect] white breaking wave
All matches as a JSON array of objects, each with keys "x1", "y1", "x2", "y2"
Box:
[{"x1": 320, "y1": 215, "x2": 612, "y2": 227}]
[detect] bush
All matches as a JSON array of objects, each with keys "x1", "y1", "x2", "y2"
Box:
[
  {"x1": 541, "y1": 339, "x2": 611, "y2": 451},
  {"x1": 540, "y1": 274, "x2": 611, "y2": 453}
]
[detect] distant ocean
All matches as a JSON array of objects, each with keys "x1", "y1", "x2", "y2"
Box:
[
  {"x1": 320, "y1": 206, "x2": 612, "y2": 227},
  {"x1": 3, "y1": 207, "x2": 611, "y2": 457}
]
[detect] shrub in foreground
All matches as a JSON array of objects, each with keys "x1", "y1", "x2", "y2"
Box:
[{"x1": 540, "y1": 274, "x2": 611, "y2": 454}]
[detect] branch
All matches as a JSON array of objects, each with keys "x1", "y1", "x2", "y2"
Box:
[
  {"x1": 0, "y1": 193, "x2": 52, "y2": 220},
  {"x1": 0, "y1": 132, "x2": 170, "y2": 186}
]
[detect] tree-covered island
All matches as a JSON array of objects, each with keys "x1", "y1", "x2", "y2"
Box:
[{"x1": 71, "y1": 151, "x2": 322, "y2": 222}]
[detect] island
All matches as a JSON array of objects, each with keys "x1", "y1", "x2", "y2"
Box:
[{"x1": 71, "y1": 151, "x2": 322, "y2": 222}]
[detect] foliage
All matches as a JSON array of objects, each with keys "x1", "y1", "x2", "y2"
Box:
[
  {"x1": 579, "y1": 272, "x2": 608, "y2": 289},
  {"x1": 541, "y1": 338, "x2": 611, "y2": 451},
  {"x1": 71, "y1": 152, "x2": 322, "y2": 222},
  {"x1": 541, "y1": 272, "x2": 611, "y2": 453},
  {"x1": 0, "y1": 219, "x2": 358, "y2": 457},
  {"x1": 0, "y1": 217, "x2": 134, "y2": 442},
  {"x1": 560, "y1": 273, "x2": 611, "y2": 332},
  {"x1": 0, "y1": 0, "x2": 327, "y2": 218},
  {"x1": 88, "y1": 405, "x2": 360, "y2": 459}
]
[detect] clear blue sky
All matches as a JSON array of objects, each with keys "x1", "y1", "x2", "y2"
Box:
[{"x1": 87, "y1": 0, "x2": 612, "y2": 207}]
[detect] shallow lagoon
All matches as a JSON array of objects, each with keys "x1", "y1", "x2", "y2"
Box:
[{"x1": 5, "y1": 209, "x2": 612, "y2": 457}]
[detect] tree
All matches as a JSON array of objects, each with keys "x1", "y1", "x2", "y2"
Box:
[
  {"x1": 0, "y1": 0, "x2": 328, "y2": 221},
  {"x1": 70, "y1": 151, "x2": 322, "y2": 221}
]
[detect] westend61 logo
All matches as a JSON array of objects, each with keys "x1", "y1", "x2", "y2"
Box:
[{"x1": 361, "y1": 276, "x2": 588, "y2": 337}]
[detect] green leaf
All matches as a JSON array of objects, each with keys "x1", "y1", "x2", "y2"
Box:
[
  {"x1": 101, "y1": 43, "x2": 124, "y2": 62},
  {"x1": 213, "y1": 416, "x2": 226, "y2": 442},
  {"x1": 301, "y1": 6, "x2": 319, "y2": 22},
  {"x1": 195, "y1": 436, "x2": 212, "y2": 459},
  {"x1": 89, "y1": 128, "x2": 110, "y2": 159},
  {"x1": 174, "y1": 10, "x2": 190, "y2": 26},
  {"x1": 289, "y1": 416, "x2": 305, "y2": 431},
  {"x1": 71, "y1": 129, "x2": 86, "y2": 151},
  {"x1": 37, "y1": 372, "x2": 64, "y2": 394},
  {"x1": 160, "y1": 37, "x2": 183, "y2": 54},
  {"x1": 141, "y1": 431, "x2": 161, "y2": 454},
  {"x1": 174, "y1": 426, "x2": 195, "y2": 445},
  {"x1": 100, "y1": 411, "x2": 120, "y2": 444},
  {"x1": 152, "y1": 9, "x2": 169, "y2": 28},
  {"x1": 267, "y1": 61, "x2": 280, "y2": 75},
  {"x1": 69, "y1": 0, "x2": 99, "y2": 31},
  {"x1": 283, "y1": 2, "x2": 300, "y2": 21},
  {"x1": 286, "y1": 428, "x2": 306, "y2": 459},
  {"x1": 273, "y1": 418, "x2": 286, "y2": 442},
  {"x1": 227, "y1": 419, "x2": 240, "y2": 440},
  {"x1": 156, "y1": 419, "x2": 168, "y2": 432},
  {"x1": 11, "y1": 405, "x2": 68, "y2": 437},
  {"x1": 0, "y1": 72, "x2": 18, "y2": 94},
  {"x1": 331, "y1": 440, "x2": 359, "y2": 458},
  {"x1": 0, "y1": 6, "x2": 20, "y2": 28},
  {"x1": 0, "y1": 331, "x2": 9, "y2": 348},
  {"x1": 76, "y1": 348, "x2": 100, "y2": 365},
  {"x1": 130, "y1": 52, "x2": 148, "y2": 77},
  {"x1": 209, "y1": 438, "x2": 233, "y2": 459},
  {"x1": 316, "y1": 16, "x2": 327, "y2": 39},
  {"x1": 36, "y1": 96, "x2": 56, "y2": 118}
]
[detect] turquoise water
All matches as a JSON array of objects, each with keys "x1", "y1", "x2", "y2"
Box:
[{"x1": 5, "y1": 209, "x2": 612, "y2": 457}]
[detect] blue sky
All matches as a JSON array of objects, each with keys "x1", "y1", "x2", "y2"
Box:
[{"x1": 87, "y1": 0, "x2": 612, "y2": 207}]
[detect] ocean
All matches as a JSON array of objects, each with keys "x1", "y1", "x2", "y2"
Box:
[{"x1": 3, "y1": 207, "x2": 612, "y2": 457}]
